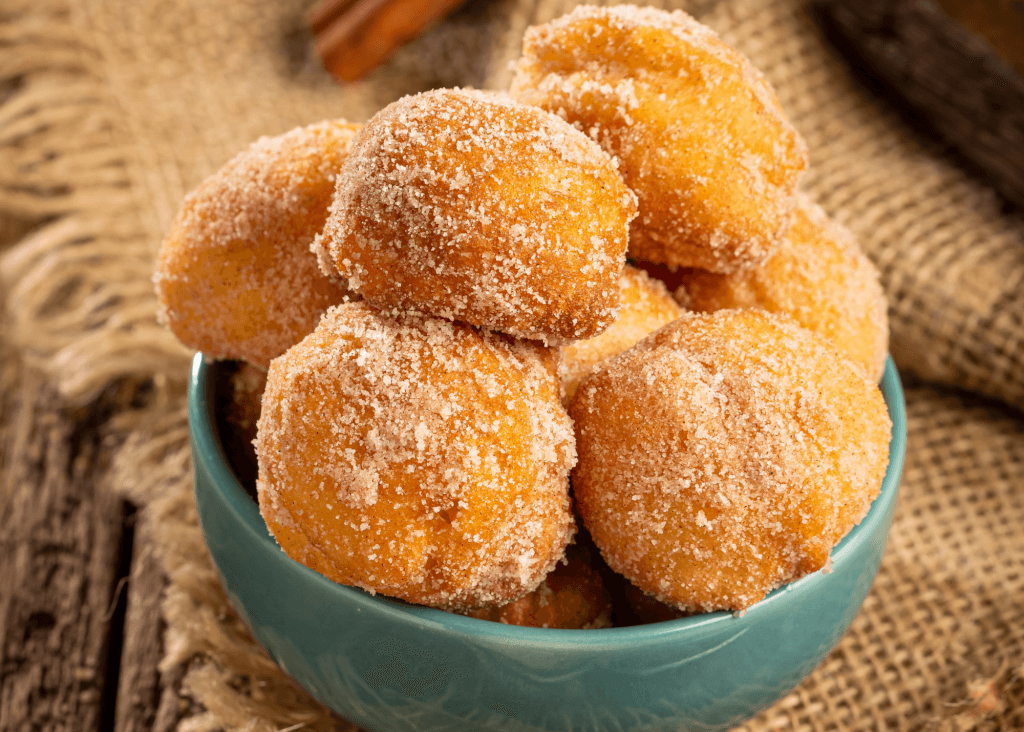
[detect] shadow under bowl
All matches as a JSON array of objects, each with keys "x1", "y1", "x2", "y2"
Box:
[{"x1": 189, "y1": 353, "x2": 907, "y2": 732}]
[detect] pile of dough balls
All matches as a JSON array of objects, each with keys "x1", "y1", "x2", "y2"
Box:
[{"x1": 155, "y1": 5, "x2": 891, "y2": 623}]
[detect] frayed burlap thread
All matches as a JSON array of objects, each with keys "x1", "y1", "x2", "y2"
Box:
[
  {"x1": 0, "y1": 0, "x2": 194, "y2": 403},
  {"x1": 2, "y1": 0, "x2": 1024, "y2": 729}
]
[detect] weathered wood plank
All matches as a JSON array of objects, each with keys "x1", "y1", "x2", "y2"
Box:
[
  {"x1": 0, "y1": 377, "x2": 126, "y2": 732},
  {"x1": 113, "y1": 511, "x2": 169, "y2": 732}
]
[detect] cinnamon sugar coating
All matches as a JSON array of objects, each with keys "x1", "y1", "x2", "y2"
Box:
[
  {"x1": 461, "y1": 540, "x2": 613, "y2": 628},
  {"x1": 509, "y1": 5, "x2": 808, "y2": 274},
  {"x1": 569, "y1": 309, "x2": 891, "y2": 613},
  {"x1": 560, "y1": 265, "x2": 682, "y2": 403},
  {"x1": 314, "y1": 88, "x2": 638, "y2": 342},
  {"x1": 155, "y1": 121, "x2": 359, "y2": 367},
  {"x1": 255, "y1": 302, "x2": 577, "y2": 611},
  {"x1": 671, "y1": 194, "x2": 889, "y2": 381}
]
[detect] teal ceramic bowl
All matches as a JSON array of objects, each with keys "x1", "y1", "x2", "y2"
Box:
[{"x1": 190, "y1": 353, "x2": 906, "y2": 732}]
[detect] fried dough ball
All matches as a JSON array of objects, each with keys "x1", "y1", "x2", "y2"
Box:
[
  {"x1": 155, "y1": 121, "x2": 359, "y2": 367},
  {"x1": 256, "y1": 302, "x2": 577, "y2": 611},
  {"x1": 314, "y1": 88, "x2": 638, "y2": 342},
  {"x1": 509, "y1": 5, "x2": 808, "y2": 274},
  {"x1": 560, "y1": 265, "x2": 682, "y2": 403},
  {"x1": 668, "y1": 195, "x2": 889, "y2": 381},
  {"x1": 570, "y1": 309, "x2": 891, "y2": 613},
  {"x1": 462, "y1": 540, "x2": 613, "y2": 628},
  {"x1": 210, "y1": 359, "x2": 341, "y2": 577}
]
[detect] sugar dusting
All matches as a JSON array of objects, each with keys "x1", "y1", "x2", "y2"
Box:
[
  {"x1": 158, "y1": 6, "x2": 894, "y2": 624},
  {"x1": 155, "y1": 120, "x2": 359, "y2": 366},
  {"x1": 509, "y1": 4, "x2": 809, "y2": 274},
  {"x1": 560, "y1": 265, "x2": 683, "y2": 403},
  {"x1": 569, "y1": 309, "x2": 891, "y2": 612},
  {"x1": 674, "y1": 192, "x2": 890, "y2": 381},
  {"x1": 256, "y1": 302, "x2": 577, "y2": 610},
  {"x1": 460, "y1": 540, "x2": 614, "y2": 628},
  {"x1": 314, "y1": 88, "x2": 637, "y2": 343},
  {"x1": 794, "y1": 194, "x2": 889, "y2": 381}
]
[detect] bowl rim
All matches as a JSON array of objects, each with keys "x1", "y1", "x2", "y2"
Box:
[{"x1": 189, "y1": 352, "x2": 907, "y2": 646}]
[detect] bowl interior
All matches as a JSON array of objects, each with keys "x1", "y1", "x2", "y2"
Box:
[
  {"x1": 189, "y1": 353, "x2": 907, "y2": 642},
  {"x1": 190, "y1": 353, "x2": 906, "y2": 732}
]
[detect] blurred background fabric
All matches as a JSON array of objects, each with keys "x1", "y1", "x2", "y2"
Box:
[{"x1": 0, "y1": 0, "x2": 1022, "y2": 730}]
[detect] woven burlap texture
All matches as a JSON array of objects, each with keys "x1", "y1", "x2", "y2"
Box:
[{"x1": 1, "y1": 0, "x2": 1023, "y2": 729}]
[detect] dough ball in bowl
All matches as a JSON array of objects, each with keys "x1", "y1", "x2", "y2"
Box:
[
  {"x1": 460, "y1": 539, "x2": 614, "y2": 628},
  {"x1": 671, "y1": 194, "x2": 889, "y2": 382},
  {"x1": 255, "y1": 302, "x2": 577, "y2": 611},
  {"x1": 570, "y1": 309, "x2": 891, "y2": 613},
  {"x1": 155, "y1": 120, "x2": 359, "y2": 367},
  {"x1": 314, "y1": 88, "x2": 638, "y2": 342},
  {"x1": 510, "y1": 5, "x2": 808, "y2": 274},
  {"x1": 192, "y1": 344, "x2": 905, "y2": 732},
  {"x1": 559, "y1": 264, "x2": 682, "y2": 403}
]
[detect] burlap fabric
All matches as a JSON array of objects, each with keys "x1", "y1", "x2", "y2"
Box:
[{"x1": 2, "y1": 0, "x2": 1023, "y2": 729}]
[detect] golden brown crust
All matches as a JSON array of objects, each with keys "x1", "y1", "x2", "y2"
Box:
[
  {"x1": 510, "y1": 5, "x2": 808, "y2": 274},
  {"x1": 155, "y1": 121, "x2": 359, "y2": 367},
  {"x1": 569, "y1": 309, "x2": 890, "y2": 613},
  {"x1": 672, "y1": 193, "x2": 889, "y2": 381},
  {"x1": 560, "y1": 265, "x2": 682, "y2": 403},
  {"x1": 461, "y1": 541, "x2": 613, "y2": 628},
  {"x1": 315, "y1": 88, "x2": 638, "y2": 342},
  {"x1": 256, "y1": 302, "x2": 577, "y2": 611}
]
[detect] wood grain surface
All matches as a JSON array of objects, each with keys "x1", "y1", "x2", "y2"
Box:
[
  {"x1": 0, "y1": 374, "x2": 121, "y2": 731},
  {"x1": 0, "y1": 242, "x2": 182, "y2": 731}
]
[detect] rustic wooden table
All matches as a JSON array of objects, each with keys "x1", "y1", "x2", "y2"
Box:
[{"x1": 0, "y1": 361, "x2": 185, "y2": 732}]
